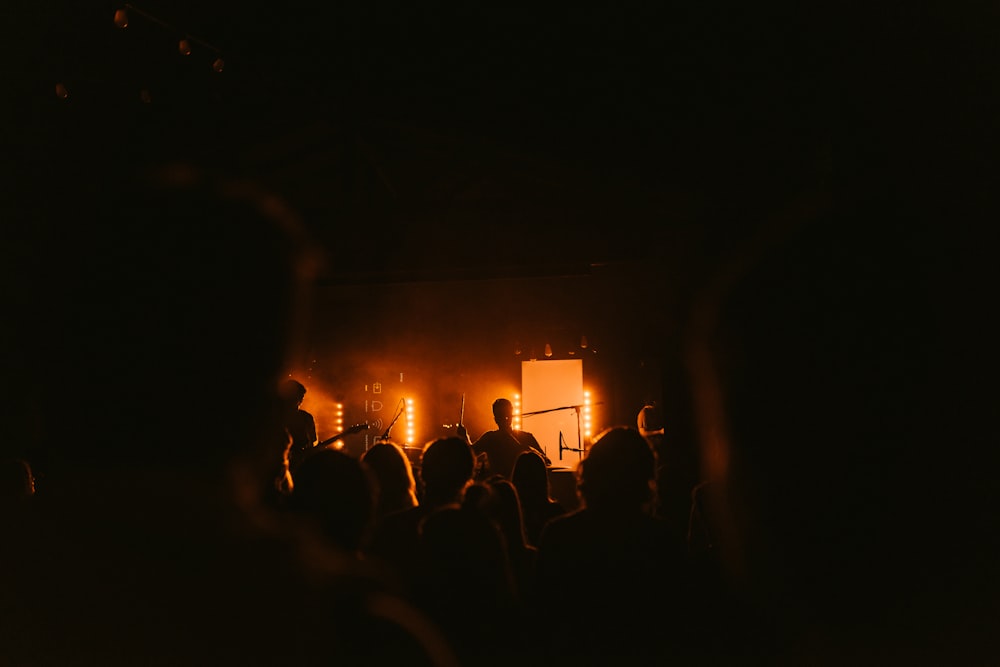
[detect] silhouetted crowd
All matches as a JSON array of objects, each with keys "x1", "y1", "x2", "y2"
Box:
[
  {"x1": 2, "y1": 421, "x2": 741, "y2": 666},
  {"x1": 2, "y1": 160, "x2": 991, "y2": 665}
]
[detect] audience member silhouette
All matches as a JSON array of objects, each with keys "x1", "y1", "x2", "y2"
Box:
[
  {"x1": 417, "y1": 501, "x2": 528, "y2": 667},
  {"x1": 640, "y1": 398, "x2": 700, "y2": 545},
  {"x1": 361, "y1": 441, "x2": 419, "y2": 522},
  {"x1": 637, "y1": 398, "x2": 665, "y2": 438},
  {"x1": 288, "y1": 445, "x2": 378, "y2": 555},
  {"x1": 470, "y1": 397, "x2": 550, "y2": 480},
  {"x1": 1, "y1": 161, "x2": 458, "y2": 666},
  {"x1": 365, "y1": 436, "x2": 476, "y2": 598},
  {"x1": 280, "y1": 378, "x2": 318, "y2": 472},
  {"x1": 675, "y1": 205, "x2": 987, "y2": 663},
  {"x1": 533, "y1": 426, "x2": 691, "y2": 665},
  {"x1": 510, "y1": 450, "x2": 567, "y2": 547},
  {"x1": 464, "y1": 476, "x2": 538, "y2": 605}
]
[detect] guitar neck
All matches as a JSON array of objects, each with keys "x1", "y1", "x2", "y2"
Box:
[{"x1": 317, "y1": 423, "x2": 369, "y2": 448}]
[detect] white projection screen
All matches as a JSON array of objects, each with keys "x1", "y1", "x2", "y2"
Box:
[{"x1": 521, "y1": 359, "x2": 584, "y2": 469}]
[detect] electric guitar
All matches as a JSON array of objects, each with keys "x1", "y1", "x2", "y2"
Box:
[{"x1": 317, "y1": 422, "x2": 370, "y2": 447}]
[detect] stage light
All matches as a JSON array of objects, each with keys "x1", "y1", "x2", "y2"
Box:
[
  {"x1": 544, "y1": 343, "x2": 553, "y2": 358},
  {"x1": 113, "y1": 9, "x2": 128, "y2": 28},
  {"x1": 580, "y1": 335, "x2": 588, "y2": 349},
  {"x1": 212, "y1": 57, "x2": 225, "y2": 73},
  {"x1": 178, "y1": 38, "x2": 192, "y2": 56},
  {"x1": 54, "y1": 83, "x2": 69, "y2": 99},
  {"x1": 405, "y1": 398, "x2": 415, "y2": 445}
]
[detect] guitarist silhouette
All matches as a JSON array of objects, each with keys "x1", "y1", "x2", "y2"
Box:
[{"x1": 279, "y1": 379, "x2": 317, "y2": 472}]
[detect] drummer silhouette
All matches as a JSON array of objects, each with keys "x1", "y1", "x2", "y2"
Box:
[{"x1": 463, "y1": 398, "x2": 549, "y2": 480}]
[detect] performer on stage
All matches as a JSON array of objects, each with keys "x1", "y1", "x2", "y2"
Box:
[
  {"x1": 279, "y1": 378, "x2": 317, "y2": 472},
  {"x1": 463, "y1": 397, "x2": 550, "y2": 480}
]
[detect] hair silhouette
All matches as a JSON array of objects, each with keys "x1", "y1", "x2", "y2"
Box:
[{"x1": 362, "y1": 441, "x2": 419, "y2": 520}]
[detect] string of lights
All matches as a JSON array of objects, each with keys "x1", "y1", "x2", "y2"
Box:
[{"x1": 55, "y1": 3, "x2": 226, "y2": 102}]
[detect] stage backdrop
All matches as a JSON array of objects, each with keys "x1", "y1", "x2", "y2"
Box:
[{"x1": 521, "y1": 359, "x2": 585, "y2": 470}]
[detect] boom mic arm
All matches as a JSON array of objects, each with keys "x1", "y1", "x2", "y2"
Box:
[{"x1": 379, "y1": 399, "x2": 405, "y2": 441}]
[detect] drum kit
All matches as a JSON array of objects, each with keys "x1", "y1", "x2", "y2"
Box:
[{"x1": 546, "y1": 465, "x2": 581, "y2": 511}]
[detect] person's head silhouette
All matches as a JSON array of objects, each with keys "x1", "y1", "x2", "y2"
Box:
[
  {"x1": 418, "y1": 437, "x2": 475, "y2": 505},
  {"x1": 577, "y1": 426, "x2": 657, "y2": 512},
  {"x1": 41, "y1": 162, "x2": 318, "y2": 475},
  {"x1": 491, "y1": 398, "x2": 514, "y2": 431},
  {"x1": 289, "y1": 446, "x2": 377, "y2": 554},
  {"x1": 362, "y1": 441, "x2": 419, "y2": 517},
  {"x1": 279, "y1": 379, "x2": 308, "y2": 409}
]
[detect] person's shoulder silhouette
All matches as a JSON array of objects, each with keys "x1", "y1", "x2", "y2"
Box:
[
  {"x1": 534, "y1": 427, "x2": 689, "y2": 664},
  {"x1": 510, "y1": 450, "x2": 566, "y2": 547}
]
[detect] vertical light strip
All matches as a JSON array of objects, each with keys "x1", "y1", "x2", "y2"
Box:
[
  {"x1": 513, "y1": 393, "x2": 522, "y2": 431},
  {"x1": 405, "y1": 398, "x2": 415, "y2": 445}
]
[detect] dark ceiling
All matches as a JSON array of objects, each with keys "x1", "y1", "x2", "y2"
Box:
[
  {"x1": 4, "y1": 1, "x2": 843, "y2": 282},
  {"x1": 4, "y1": 2, "x2": 997, "y2": 286}
]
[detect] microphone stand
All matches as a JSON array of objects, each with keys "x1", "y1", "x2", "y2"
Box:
[
  {"x1": 377, "y1": 400, "x2": 405, "y2": 443},
  {"x1": 522, "y1": 403, "x2": 597, "y2": 462},
  {"x1": 558, "y1": 427, "x2": 585, "y2": 460}
]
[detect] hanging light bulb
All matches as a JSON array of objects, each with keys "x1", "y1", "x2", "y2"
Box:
[
  {"x1": 580, "y1": 335, "x2": 588, "y2": 349},
  {"x1": 113, "y1": 8, "x2": 128, "y2": 28},
  {"x1": 211, "y1": 57, "x2": 225, "y2": 73},
  {"x1": 544, "y1": 343, "x2": 553, "y2": 358},
  {"x1": 54, "y1": 82, "x2": 69, "y2": 99},
  {"x1": 178, "y1": 38, "x2": 192, "y2": 56}
]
